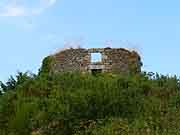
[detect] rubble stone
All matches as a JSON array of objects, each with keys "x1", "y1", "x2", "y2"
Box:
[{"x1": 46, "y1": 47, "x2": 142, "y2": 74}]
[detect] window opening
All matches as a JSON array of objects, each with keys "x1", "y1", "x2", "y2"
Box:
[{"x1": 91, "y1": 53, "x2": 102, "y2": 63}]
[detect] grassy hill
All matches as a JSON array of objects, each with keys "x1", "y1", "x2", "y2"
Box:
[{"x1": 0, "y1": 71, "x2": 180, "y2": 135}]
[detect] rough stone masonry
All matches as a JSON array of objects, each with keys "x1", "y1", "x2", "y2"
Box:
[{"x1": 44, "y1": 47, "x2": 143, "y2": 74}]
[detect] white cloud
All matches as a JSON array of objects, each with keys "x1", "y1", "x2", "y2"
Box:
[
  {"x1": 0, "y1": 0, "x2": 57, "y2": 17},
  {"x1": 0, "y1": 5, "x2": 26, "y2": 17}
]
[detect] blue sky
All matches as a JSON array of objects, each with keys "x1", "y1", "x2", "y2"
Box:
[{"x1": 0, "y1": 0, "x2": 180, "y2": 81}]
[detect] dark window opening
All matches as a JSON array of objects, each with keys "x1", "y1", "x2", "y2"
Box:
[{"x1": 91, "y1": 69, "x2": 102, "y2": 76}]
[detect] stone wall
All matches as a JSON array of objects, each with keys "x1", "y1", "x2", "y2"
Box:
[{"x1": 45, "y1": 47, "x2": 142, "y2": 74}]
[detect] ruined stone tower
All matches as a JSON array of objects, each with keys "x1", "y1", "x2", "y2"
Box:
[{"x1": 42, "y1": 47, "x2": 142, "y2": 74}]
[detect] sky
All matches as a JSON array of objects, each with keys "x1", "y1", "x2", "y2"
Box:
[{"x1": 0, "y1": 0, "x2": 180, "y2": 81}]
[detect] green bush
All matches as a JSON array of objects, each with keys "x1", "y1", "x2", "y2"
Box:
[{"x1": 0, "y1": 72, "x2": 180, "y2": 134}]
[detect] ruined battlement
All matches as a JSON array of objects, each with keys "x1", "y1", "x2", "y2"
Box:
[{"x1": 42, "y1": 47, "x2": 142, "y2": 74}]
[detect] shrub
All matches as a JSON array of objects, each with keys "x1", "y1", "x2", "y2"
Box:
[{"x1": 0, "y1": 72, "x2": 180, "y2": 134}]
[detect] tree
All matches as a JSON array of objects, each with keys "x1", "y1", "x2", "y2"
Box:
[{"x1": 0, "y1": 72, "x2": 35, "y2": 93}]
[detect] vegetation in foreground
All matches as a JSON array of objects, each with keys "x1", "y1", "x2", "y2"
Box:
[{"x1": 1, "y1": 71, "x2": 180, "y2": 135}]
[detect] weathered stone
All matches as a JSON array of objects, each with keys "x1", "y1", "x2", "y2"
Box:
[{"x1": 46, "y1": 47, "x2": 142, "y2": 74}]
